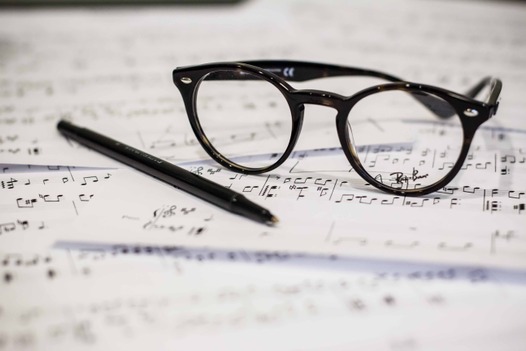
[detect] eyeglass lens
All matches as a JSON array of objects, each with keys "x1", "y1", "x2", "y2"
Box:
[
  {"x1": 345, "y1": 90, "x2": 464, "y2": 190},
  {"x1": 196, "y1": 70, "x2": 293, "y2": 169}
]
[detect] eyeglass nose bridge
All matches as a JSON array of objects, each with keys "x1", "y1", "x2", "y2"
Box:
[{"x1": 291, "y1": 89, "x2": 347, "y2": 111}]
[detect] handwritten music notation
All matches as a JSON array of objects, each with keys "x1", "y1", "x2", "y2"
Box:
[
  {"x1": 4, "y1": 245, "x2": 518, "y2": 286},
  {"x1": 0, "y1": 220, "x2": 46, "y2": 236},
  {"x1": 59, "y1": 131, "x2": 525, "y2": 268},
  {"x1": 60, "y1": 120, "x2": 525, "y2": 269},
  {"x1": 186, "y1": 143, "x2": 525, "y2": 213},
  {"x1": 0, "y1": 165, "x2": 115, "y2": 251}
]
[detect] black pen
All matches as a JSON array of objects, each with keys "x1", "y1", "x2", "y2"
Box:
[{"x1": 57, "y1": 120, "x2": 279, "y2": 226}]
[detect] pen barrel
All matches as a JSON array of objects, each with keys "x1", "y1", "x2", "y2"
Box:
[
  {"x1": 58, "y1": 120, "x2": 234, "y2": 202},
  {"x1": 57, "y1": 120, "x2": 275, "y2": 224}
]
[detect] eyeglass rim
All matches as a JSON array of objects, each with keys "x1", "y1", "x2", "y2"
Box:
[{"x1": 172, "y1": 60, "x2": 502, "y2": 196}]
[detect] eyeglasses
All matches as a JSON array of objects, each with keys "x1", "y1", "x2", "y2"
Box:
[{"x1": 172, "y1": 60, "x2": 502, "y2": 196}]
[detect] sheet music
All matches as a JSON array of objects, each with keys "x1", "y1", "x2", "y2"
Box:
[
  {"x1": 0, "y1": 164, "x2": 116, "y2": 251},
  {"x1": 1, "y1": 246, "x2": 525, "y2": 350},
  {"x1": 1, "y1": 0, "x2": 525, "y2": 167},
  {"x1": 65, "y1": 139, "x2": 526, "y2": 269},
  {"x1": 1, "y1": 0, "x2": 526, "y2": 349}
]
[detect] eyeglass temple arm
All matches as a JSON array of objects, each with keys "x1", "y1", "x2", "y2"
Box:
[
  {"x1": 465, "y1": 77, "x2": 502, "y2": 115},
  {"x1": 245, "y1": 61, "x2": 503, "y2": 119},
  {"x1": 415, "y1": 77, "x2": 502, "y2": 118},
  {"x1": 243, "y1": 60, "x2": 404, "y2": 83}
]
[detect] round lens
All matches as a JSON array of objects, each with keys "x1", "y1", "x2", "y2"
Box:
[
  {"x1": 345, "y1": 89, "x2": 463, "y2": 191},
  {"x1": 195, "y1": 69, "x2": 293, "y2": 169}
]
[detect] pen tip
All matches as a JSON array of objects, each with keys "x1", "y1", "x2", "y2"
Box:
[{"x1": 268, "y1": 215, "x2": 279, "y2": 225}]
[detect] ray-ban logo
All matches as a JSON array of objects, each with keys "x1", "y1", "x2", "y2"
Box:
[{"x1": 391, "y1": 168, "x2": 429, "y2": 185}]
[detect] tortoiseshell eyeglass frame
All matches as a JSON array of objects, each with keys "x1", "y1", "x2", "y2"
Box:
[{"x1": 173, "y1": 60, "x2": 502, "y2": 196}]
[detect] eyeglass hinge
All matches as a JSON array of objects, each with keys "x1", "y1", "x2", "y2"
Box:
[{"x1": 490, "y1": 100, "x2": 500, "y2": 117}]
